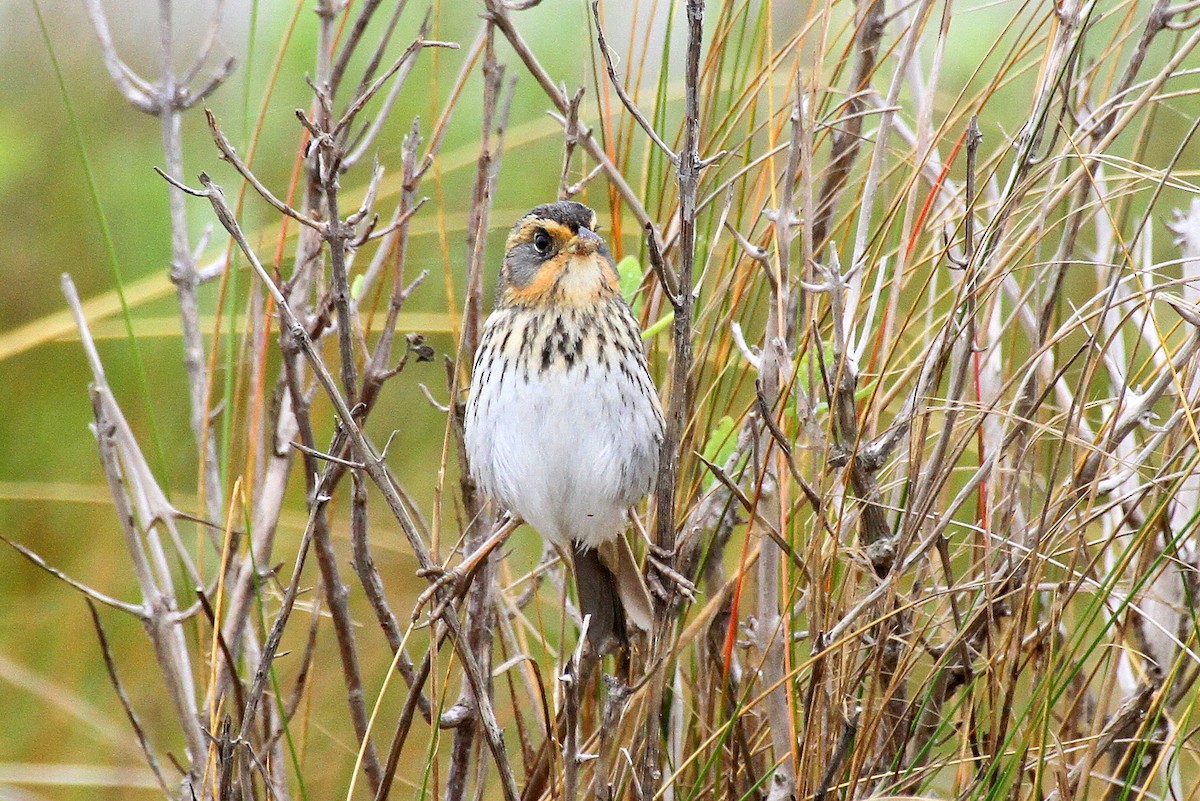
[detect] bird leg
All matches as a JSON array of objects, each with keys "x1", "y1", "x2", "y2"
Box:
[
  {"x1": 627, "y1": 510, "x2": 696, "y2": 603},
  {"x1": 413, "y1": 513, "x2": 522, "y2": 623}
]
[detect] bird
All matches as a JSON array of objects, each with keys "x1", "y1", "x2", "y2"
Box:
[{"x1": 464, "y1": 200, "x2": 663, "y2": 653}]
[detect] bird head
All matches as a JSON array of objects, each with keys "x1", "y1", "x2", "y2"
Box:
[{"x1": 498, "y1": 201, "x2": 619, "y2": 308}]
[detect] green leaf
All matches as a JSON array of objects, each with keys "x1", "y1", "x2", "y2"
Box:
[
  {"x1": 796, "y1": 343, "x2": 836, "y2": 393},
  {"x1": 701, "y1": 415, "x2": 737, "y2": 466},
  {"x1": 351, "y1": 273, "x2": 366, "y2": 300},
  {"x1": 641, "y1": 311, "x2": 674, "y2": 340},
  {"x1": 617, "y1": 255, "x2": 643, "y2": 303},
  {"x1": 699, "y1": 415, "x2": 747, "y2": 491}
]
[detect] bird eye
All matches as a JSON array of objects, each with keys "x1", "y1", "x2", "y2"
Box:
[{"x1": 532, "y1": 230, "x2": 552, "y2": 256}]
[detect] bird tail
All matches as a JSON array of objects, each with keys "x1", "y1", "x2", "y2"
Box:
[
  {"x1": 572, "y1": 544, "x2": 625, "y2": 653},
  {"x1": 572, "y1": 538, "x2": 654, "y2": 653}
]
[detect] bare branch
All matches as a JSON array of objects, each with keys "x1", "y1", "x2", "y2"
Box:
[
  {"x1": 204, "y1": 110, "x2": 327, "y2": 232},
  {"x1": 180, "y1": 55, "x2": 237, "y2": 110},
  {"x1": 334, "y1": 36, "x2": 460, "y2": 141},
  {"x1": 83, "y1": 0, "x2": 158, "y2": 113},
  {"x1": 1, "y1": 534, "x2": 145, "y2": 617},
  {"x1": 557, "y1": 86, "x2": 586, "y2": 200},
  {"x1": 590, "y1": 0, "x2": 679, "y2": 166},
  {"x1": 85, "y1": 601, "x2": 172, "y2": 797},
  {"x1": 185, "y1": 171, "x2": 522, "y2": 801},
  {"x1": 487, "y1": 0, "x2": 666, "y2": 253},
  {"x1": 180, "y1": 0, "x2": 227, "y2": 84}
]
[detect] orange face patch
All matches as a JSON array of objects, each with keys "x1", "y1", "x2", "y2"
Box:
[
  {"x1": 505, "y1": 251, "x2": 570, "y2": 304},
  {"x1": 503, "y1": 251, "x2": 619, "y2": 308}
]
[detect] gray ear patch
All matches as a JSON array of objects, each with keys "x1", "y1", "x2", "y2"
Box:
[{"x1": 505, "y1": 240, "x2": 552, "y2": 289}]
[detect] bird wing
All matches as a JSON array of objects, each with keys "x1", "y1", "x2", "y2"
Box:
[{"x1": 597, "y1": 535, "x2": 654, "y2": 633}]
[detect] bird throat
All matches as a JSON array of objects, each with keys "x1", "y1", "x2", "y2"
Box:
[{"x1": 504, "y1": 253, "x2": 618, "y2": 309}]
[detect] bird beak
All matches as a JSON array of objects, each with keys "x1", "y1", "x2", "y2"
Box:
[{"x1": 566, "y1": 227, "x2": 602, "y2": 256}]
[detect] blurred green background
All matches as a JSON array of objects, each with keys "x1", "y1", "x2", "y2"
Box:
[
  {"x1": 0, "y1": 2, "x2": 601, "y2": 797},
  {"x1": 3, "y1": 0, "x2": 1200, "y2": 799}
]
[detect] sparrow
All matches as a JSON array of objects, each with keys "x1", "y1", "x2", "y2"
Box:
[{"x1": 464, "y1": 200, "x2": 663, "y2": 653}]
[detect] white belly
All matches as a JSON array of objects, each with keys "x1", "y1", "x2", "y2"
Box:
[{"x1": 465, "y1": 309, "x2": 663, "y2": 550}]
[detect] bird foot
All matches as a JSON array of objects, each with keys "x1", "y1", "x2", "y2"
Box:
[
  {"x1": 646, "y1": 544, "x2": 696, "y2": 603},
  {"x1": 411, "y1": 515, "x2": 522, "y2": 624},
  {"x1": 412, "y1": 564, "x2": 467, "y2": 624}
]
